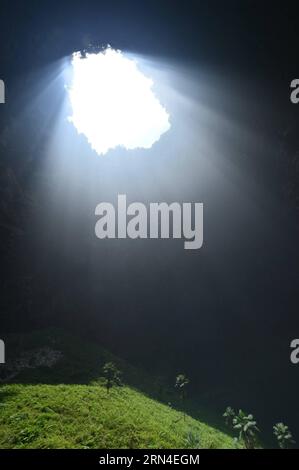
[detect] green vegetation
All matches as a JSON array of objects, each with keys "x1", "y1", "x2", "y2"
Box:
[
  {"x1": 232, "y1": 410, "x2": 259, "y2": 449},
  {"x1": 1, "y1": 330, "x2": 296, "y2": 450},
  {"x1": 102, "y1": 362, "x2": 122, "y2": 394},
  {"x1": 0, "y1": 383, "x2": 236, "y2": 449},
  {"x1": 175, "y1": 374, "x2": 189, "y2": 401},
  {"x1": 273, "y1": 423, "x2": 295, "y2": 449},
  {"x1": 223, "y1": 407, "x2": 296, "y2": 449},
  {"x1": 0, "y1": 329, "x2": 237, "y2": 449},
  {"x1": 223, "y1": 406, "x2": 235, "y2": 429},
  {"x1": 223, "y1": 407, "x2": 260, "y2": 449},
  {"x1": 185, "y1": 430, "x2": 201, "y2": 449},
  {"x1": 175, "y1": 374, "x2": 189, "y2": 421}
]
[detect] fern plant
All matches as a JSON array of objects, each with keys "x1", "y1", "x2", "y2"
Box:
[{"x1": 185, "y1": 430, "x2": 200, "y2": 449}]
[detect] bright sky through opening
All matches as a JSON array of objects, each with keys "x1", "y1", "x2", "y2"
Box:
[{"x1": 68, "y1": 47, "x2": 171, "y2": 155}]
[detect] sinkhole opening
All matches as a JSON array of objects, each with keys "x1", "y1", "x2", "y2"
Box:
[{"x1": 68, "y1": 47, "x2": 171, "y2": 155}]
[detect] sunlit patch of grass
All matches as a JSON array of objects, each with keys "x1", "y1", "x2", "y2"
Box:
[
  {"x1": 0, "y1": 383, "x2": 237, "y2": 449},
  {"x1": 0, "y1": 330, "x2": 241, "y2": 449}
]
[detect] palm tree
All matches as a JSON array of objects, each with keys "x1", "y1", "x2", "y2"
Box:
[
  {"x1": 175, "y1": 374, "x2": 189, "y2": 420},
  {"x1": 223, "y1": 406, "x2": 235, "y2": 428},
  {"x1": 102, "y1": 362, "x2": 122, "y2": 393},
  {"x1": 175, "y1": 374, "x2": 189, "y2": 400},
  {"x1": 273, "y1": 422, "x2": 295, "y2": 449},
  {"x1": 233, "y1": 410, "x2": 259, "y2": 449}
]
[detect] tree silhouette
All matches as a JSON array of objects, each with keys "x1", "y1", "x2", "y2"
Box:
[
  {"x1": 175, "y1": 374, "x2": 189, "y2": 420},
  {"x1": 102, "y1": 362, "x2": 122, "y2": 394}
]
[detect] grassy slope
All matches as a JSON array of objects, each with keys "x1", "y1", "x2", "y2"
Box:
[{"x1": 0, "y1": 330, "x2": 237, "y2": 449}]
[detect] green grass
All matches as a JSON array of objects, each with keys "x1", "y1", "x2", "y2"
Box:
[
  {"x1": 0, "y1": 329, "x2": 238, "y2": 449},
  {"x1": 0, "y1": 383, "x2": 237, "y2": 449}
]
